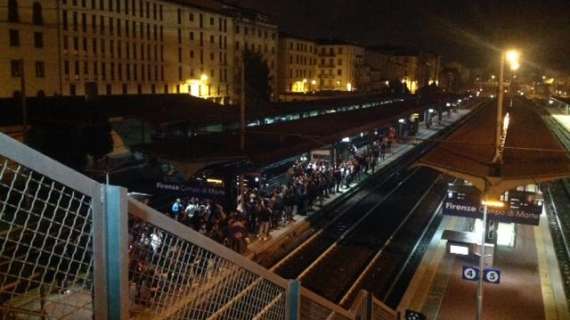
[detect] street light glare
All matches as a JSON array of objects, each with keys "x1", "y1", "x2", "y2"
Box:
[{"x1": 505, "y1": 49, "x2": 521, "y2": 71}]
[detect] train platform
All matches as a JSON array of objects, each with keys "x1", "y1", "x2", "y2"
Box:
[
  {"x1": 246, "y1": 108, "x2": 473, "y2": 259},
  {"x1": 399, "y1": 213, "x2": 570, "y2": 320}
]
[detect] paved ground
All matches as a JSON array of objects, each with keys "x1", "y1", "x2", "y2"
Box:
[{"x1": 400, "y1": 213, "x2": 569, "y2": 320}]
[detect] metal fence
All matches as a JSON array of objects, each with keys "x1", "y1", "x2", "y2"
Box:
[
  {"x1": 0, "y1": 133, "x2": 103, "y2": 319},
  {"x1": 0, "y1": 132, "x2": 400, "y2": 320}
]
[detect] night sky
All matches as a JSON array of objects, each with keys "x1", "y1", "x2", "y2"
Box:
[{"x1": 238, "y1": 0, "x2": 570, "y2": 71}]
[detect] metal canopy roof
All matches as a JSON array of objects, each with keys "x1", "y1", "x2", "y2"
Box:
[
  {"x1": 0, "y1": 93, "x2": 404, "y2": 128},
  {"x1": 417, "y1": 98, "x2": 570, "y2": 196},
  {"x1": 137, "y1": 100, "x2": 424, "y2": 166}
]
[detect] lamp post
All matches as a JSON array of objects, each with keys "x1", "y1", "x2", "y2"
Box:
[
  {"x1": 479, "y1": 49, "x2": 520, "y2": 320},
  {"x1": 492, "y1": 49, "x2": 520, "y2": 164},
  {"x1": 477, "y1": 197, "x2": 505, "y2": 320}
]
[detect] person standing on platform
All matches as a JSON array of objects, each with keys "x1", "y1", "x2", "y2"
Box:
[
  {"x1": 258, "y1": 201, "x2": 271, "y2": 241},
  {"x1": 171, "y1": 198, "x2": 183, "y2": 220},
  {"x1": 380, "y1": 141, "x2": 386, "y2": 161}
]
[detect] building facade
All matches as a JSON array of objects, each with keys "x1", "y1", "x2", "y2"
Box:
[
  {"x1": 169, "y1": 0, "x2": 236, "y2": 104},
  {"x1": 317, "y1": 41, "x2": 364, "y2": 92},
  {"x1": 0, "y1": 0, "x2": 276, "y2": 104},
  {"x1": 1, "y1": 0, "x2": 439, "y2": 103},
  {"x1": 277, "y1": 34, "x2": 319, "y2": 94},
  {"x1": 231, "y1": 7, "x2": 278, "y2": 100},
  {"x1": 362, "y1": 47, "x2": 441, "y2": 94},
  {"x1": 1, "y1": 0, "x2": 60, "y2": 98}
]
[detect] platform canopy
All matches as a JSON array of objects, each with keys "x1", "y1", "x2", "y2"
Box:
[
  {"x1": 417, "y1": 98, "x2": 570, "y2": 196},
  {"x1": 137, "y1": 99, "x2": 424, "y2": 168}
]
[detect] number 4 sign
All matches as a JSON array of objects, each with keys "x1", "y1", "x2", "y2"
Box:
[{"x1": 462, "y1": 266, "x2": 480, "y2": 281}]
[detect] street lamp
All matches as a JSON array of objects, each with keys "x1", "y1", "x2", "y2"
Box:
[
  {"x1": 479, "y1": 48, "x2": 520, "y2": 320},
  {"x1": 493, "y1": 49, "x2": 520, "y2": 164},
  {"x1": 505, "y1": 50, "x2": 520, "y2": 71}
]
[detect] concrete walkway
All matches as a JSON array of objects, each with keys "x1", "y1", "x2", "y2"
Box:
[
  {"x1": 246, "y1": 108, "x2": 473, "y2": 258},
  {"x1": 399, "y1": 213, "x2": 569, "y2": 320}
]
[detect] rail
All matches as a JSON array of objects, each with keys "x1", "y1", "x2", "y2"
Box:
[
  {"x1": 541, "y1": 102, "x2": 570, "y2": 309},
  {"x1": 0, "y1": 132, "x2": 399, "y2": 319}
]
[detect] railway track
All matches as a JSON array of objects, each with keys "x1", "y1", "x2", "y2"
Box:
[
  {"x1": 264, "y1": 101, "x2": 487, "y2": 308},
  {"x1": 299, "y1": 169, "x2": 441, "y2": 304},
  {"x1": 344, "y1": 178, "x2": 446, "y2": 308},
  {"x1": 271, "y1": 167, "x2": 445, "y2": 306},
  {"x1": 544, "y1": 182, "x2": 570, "y2": 308}
]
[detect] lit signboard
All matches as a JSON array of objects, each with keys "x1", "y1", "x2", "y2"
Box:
[{"x1": 443, "y1": 185, "x2": 542, "y2": 225}]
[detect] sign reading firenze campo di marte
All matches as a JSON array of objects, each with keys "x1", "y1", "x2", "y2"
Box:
[
  {"x1": 155, "y1": 182, "x2": 226, "y2": 197},
  {"x1": 443, "y1": 187, "x2": 542, "y2": 226}
]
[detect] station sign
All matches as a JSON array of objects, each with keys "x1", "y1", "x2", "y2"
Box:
[
  {"x1": 483, "y1": 268, "x2": 501, "y2": 284},
  {"x1": 155, "y1": 181, "x2": 226, "y2": 198},
  {"x1": 443, "y1": 185, "x2": 542, "y2": 225},
  {"x1": 462, "y1": 266, "x2": 501, "y2": 284},
  {"x1": 405, "y1": 309, "x2": 427, "y2": 320},
  {"x1": 462, "y1": 266, "x2": 480, "y2": 281}
]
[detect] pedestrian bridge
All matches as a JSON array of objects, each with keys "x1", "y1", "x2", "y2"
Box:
[{"x1": 0, "y1": 132, "x2": 398, "y2": 319}]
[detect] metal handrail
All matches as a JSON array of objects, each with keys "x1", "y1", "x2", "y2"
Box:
[
  {"x1": 371, "y1": 295, "x2": 399, "y2": 319},
  {"x1": 0, "y1": 131, "x2": 401, "y2": 320},
  {"x1": 0, "y1": 132, "x2": 106, "y2": 319},
  {"x1": 128, "y1": 198, "x2": 290, "y2": 289},
  {"x1": 0, "y1": 133, "x2": 99, "y2": 197},
  {"x1": 300, "y1": 287, "x2": 356, "y2": 319}
]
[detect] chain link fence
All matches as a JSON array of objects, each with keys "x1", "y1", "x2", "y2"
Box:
[
  {"x1": 0, "y1": 153, "x2": 95, "y2": 318},
  {"x1": 0, "y1": 133, "x2": 399, "y2": 320}
]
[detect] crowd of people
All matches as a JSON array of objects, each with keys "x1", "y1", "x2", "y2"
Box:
[
  {"x1": 124, "y1": 130, "x2": 400, "y2": 303},
  {"x1": 139, "y1": 132, "x2": 398, "y2": 256}
]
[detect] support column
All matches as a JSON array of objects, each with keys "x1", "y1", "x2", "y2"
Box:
[
  {"x1": 286, "y1": 279, "x2": 301, "y2": 320},
  {"x1": 104, "y1": 185, "x2": 130, "y2": 319},
  {"x1": 476, "y1": 203, "x2": 488, "y2": 320}
]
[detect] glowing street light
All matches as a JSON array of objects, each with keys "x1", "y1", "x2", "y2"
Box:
[
  {"x1": 200, "y1": 74, "x2": 209, "y2": 82},
  {"x1": 494, "y1": 48, "x2": 521, "y2": 164},
  {"x1": 482, "y1": 48, "x2": 521, "y2": 320},
  {"x1": 505, "y1": 49, "x2": 520, "y2": 71}
]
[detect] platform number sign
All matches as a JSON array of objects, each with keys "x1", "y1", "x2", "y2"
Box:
[
  {"x1": 405, "y1": 309, "x2": 427, "y2": 320},
  {"x1": 462, "y1": 266, "x2": 480, "y2": 281},
  {"x1": 484, "y1": 268, "x2": 501, "y2": 284}
]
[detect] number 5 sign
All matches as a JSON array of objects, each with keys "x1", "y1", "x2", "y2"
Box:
[{"x1": 484, "y1": 268, "x2": 501, "y2": 284}]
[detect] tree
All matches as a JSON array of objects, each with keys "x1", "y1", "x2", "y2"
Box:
[{"x1": 244, "y1": 49, "x2": 271, "y2": 107}]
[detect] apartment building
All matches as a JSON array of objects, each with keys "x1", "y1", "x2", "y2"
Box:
[
  {"x1": 363, "y1": 47, "x2": 441, "y2": 94},
  {"x1": 0, "y1": 0, "x2": 261, "y2": 104},
  {"x1": 231, "y1": 6, "x2": 278, "y2": 100},
  {"x1": 317, "y1": 40, "x2": 364, "y2": 92},
  {"x1": 277, "y1": 33, "x2": 319, "y2": 93},
  {"x1": 170, "y1": 0, "x2": 235, "y2": 104},
  {"x1": 1, "y1": 0, "x2": 60, "y2": 98}
]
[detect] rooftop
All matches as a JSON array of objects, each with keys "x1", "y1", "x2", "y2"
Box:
[{"x1": 418, "y1": 98, "x2": 570, "y2": 195}]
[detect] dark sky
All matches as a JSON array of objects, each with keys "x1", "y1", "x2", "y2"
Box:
[{"x1": 238, "y1": 0, "x2": 570, "y2": 71}]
